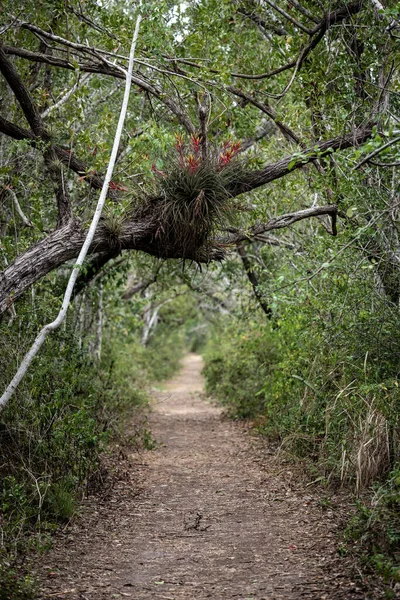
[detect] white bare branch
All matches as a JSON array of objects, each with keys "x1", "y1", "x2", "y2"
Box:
[
  {"x1": 6, "y1": 186, "x2": 33, "y2": 227},
  {"x1": 41, "y1": 73, "x2": 92, "y2": 119}
]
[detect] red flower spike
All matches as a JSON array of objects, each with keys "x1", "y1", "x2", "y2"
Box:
[
  {"x1": 190, "y1": 134, "x2": 202, "y2": 154},
  {"x1": 218, "y1": 151, "x2": 233, "y2": 168},
  {"x1": 175, "y1": 133, "x2": 184, "y2": 150},
  {"x1": 230, "y1": 141, "x2": 241, "y2": 154},
  {"x1": 186, "y1": 154, "x2": 200, "y2": 172},
  {"x1": 174, "y1": 133, "x2": 185, "y2": 165}
]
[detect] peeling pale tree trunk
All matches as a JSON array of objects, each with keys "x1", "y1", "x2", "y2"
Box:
[{"x1": 141, "y1": 302, "x2": 160, "y2": 347}]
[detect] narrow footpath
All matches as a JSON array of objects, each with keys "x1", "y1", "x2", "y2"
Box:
[{"x1": 37, "y1": 354, "x2": 367, "y2": 599}]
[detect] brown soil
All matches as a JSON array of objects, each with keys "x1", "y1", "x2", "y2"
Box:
[{"x1": 36, "y1": 354, "x2": 371, "y2": 600}]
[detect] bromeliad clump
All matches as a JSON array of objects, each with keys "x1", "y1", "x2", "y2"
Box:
[{"x1": 149, "y1": 134, "x2": 243, "y2": 260}]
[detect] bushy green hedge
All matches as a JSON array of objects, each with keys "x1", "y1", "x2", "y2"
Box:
[
  {"x1": 203, "y1": 297, "x2": 400, "y2": 486},
  {"x1": 0, "y1": 331, "x2": 105, "y2": 597}
]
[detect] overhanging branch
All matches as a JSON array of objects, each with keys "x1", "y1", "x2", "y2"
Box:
[{"x1": 225, "y1": 205, "x2": 338, "y2": 245}]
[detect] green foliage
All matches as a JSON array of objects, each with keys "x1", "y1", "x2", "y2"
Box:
[
  {"x1": 44, "y1": 476, "x2": 78, "y2": 523},
  {"x1": 203, "y1": 236, "x2": 400, "y2": 586},
  {"x1": 204, "y1": 321, "x2": 278, "y2": 418},
  {"x1": 0, "y1": 330, "x2": 105, "y2": 546},
  {"x1": 204, "y1": 290, "x2": 400, "y2": 483},
  {"x1": 145, "y1": 329, "x2": 186, "y2": 381},
  {"x1": 346, "y1": 468, "x2": 400, "y2": 586},
  {"x1": 1, "y1": 0, "x2": 400, "y2": 594},
  {"x1": 0, "y1": 559, "x2": 37, "y2": 600}
]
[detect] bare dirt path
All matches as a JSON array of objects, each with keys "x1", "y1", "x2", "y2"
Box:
[{"x1": 37, "y1": 354, "x2": 368, "y2": 600}]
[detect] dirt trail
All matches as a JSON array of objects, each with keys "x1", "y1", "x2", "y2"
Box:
[{"x1": 37, "y1": 354, "x2": 366, "y2": 600}]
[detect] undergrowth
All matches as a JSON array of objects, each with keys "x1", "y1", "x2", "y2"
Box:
[{"x1": 346, "y1": 468, "x2": 400, "y2": 589}]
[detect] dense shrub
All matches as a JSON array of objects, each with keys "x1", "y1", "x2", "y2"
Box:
[
  {"x1": 346, "y1": 468, "x2": 400, "y2": 586},
  {"x1": 204, "y1": 281, "x2": 400, "y2": 487}
]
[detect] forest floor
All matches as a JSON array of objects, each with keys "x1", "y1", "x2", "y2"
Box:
[{"x1": 35, "y1": 354, "x2": 376, "y2": 599}]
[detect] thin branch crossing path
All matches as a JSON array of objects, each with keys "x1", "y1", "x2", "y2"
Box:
[{"x1": 36, "y1": 355, "x2": 366, "y2": 599}]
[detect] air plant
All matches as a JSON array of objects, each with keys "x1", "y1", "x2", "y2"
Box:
[
  {"x1": 101, "y1": 198, "x2": 132, "y2": 246},
  {"x1": 148, "y1": 134, "x2": 245, "y2": 259}
]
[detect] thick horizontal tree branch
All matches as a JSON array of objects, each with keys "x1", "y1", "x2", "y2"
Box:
[
  {"x1": 226, "y1": 205, "x2": 338, "y2": 245},
  {"x1": 0, "y1": 204, "x2": 338, "y2": 315},
  {"x1": 228, "y1": 127, "x2": 372, "y2": 196},
  {"x1": 0, "y1": 215, "x2": 224, "y2": 316}
]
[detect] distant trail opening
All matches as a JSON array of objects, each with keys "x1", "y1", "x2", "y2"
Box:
[{"x1": 37, "y1": 354, "x2": 364, "y2": 599}]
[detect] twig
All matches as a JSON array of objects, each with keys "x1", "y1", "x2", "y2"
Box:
[
  {"x1": 227, "y1": 86, "x2": 303, "y2": 145},
  {"x1": 369, "y1": 159, "x2": 400, "y2": 167},
  {"x1": 41, "y1": 73, "x2": 92, "y2": 118},
  {"x1": 237, "y1": 243, "x2": 272, "y2": 317},
  {"x1": 287, "y1": 0, "x2": 320, "y2": 24},
  {"x1": 0, "y1": 43, "x2": 72, "y2": 224},
  {"x1": 227, "y1": 205, "x2": 338, "y2": 244},
  {"x1": 353, "y1": 135, "x2": 400, "y2": 170},
  {"x1": 263, "y1": 0, "x2": 313, "y2": 34},
  {"x1": 5, "y1": 186, "x2": 33, "y2": 227}
]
